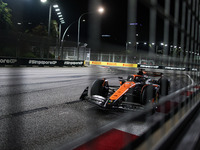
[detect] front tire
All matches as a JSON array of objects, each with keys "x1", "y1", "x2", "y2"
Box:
[
  {"x1": 90, "y1": 79, "x2": 109, "y2": 97},
  {"x1": 141, "y1": 86, "x2": 156, "y2": 105},
  {"x1": 159, "y1": 78, "x2": 170, "y2": 96}
]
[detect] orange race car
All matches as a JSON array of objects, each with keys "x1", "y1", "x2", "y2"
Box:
[{"x1": 80, "y1": 72, "x2": 170, "y2": 111}]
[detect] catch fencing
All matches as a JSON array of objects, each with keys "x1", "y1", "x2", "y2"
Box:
[{"x1": 60, "y1": 0, "x2": 200, "y2": 149}]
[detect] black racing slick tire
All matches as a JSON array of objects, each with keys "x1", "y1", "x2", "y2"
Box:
[
  {"x1": 159, "y1": 78, "x2": 170, "y2": 96},
  {"x1": 141, "y1": 86, "x2": 155, "y2": 105},
  {"x1": 90, "y1": 79, "x2": 109, "y2": 97}
]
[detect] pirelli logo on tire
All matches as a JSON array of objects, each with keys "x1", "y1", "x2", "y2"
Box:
[{"x1": 90, "y1": 61, "x2": 138, "y2": 68}]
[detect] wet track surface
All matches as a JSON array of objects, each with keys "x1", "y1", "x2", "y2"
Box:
[{"x1": 0, "y1": 67, "x2": 193, "y2": 150}]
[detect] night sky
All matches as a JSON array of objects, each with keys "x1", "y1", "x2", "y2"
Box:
[
  {"x1": 4, "y1": 0, "x2": 150, "y2": 47},
  {"x1": 59, "y1": 0, "x2": 131, "y2": 45}
]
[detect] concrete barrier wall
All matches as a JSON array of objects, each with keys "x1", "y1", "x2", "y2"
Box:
[
  {"x1": 90, "y1": 61, "x2": 138, "y2": 68},
  {"x1": 89, "y1": 61, "x2": 199, "y2": 71},
  {"x1": 0, "y1": 57, "x2": 84, "y2": 67}
]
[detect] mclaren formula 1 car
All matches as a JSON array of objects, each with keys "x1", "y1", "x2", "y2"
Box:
[{"x1": 80, "y1": 72, "x2": 170, "y2": 111}]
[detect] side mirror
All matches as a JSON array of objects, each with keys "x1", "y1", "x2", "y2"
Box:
[{"x1": 118, "y1": 77, "x2": 125, "y2": 85}]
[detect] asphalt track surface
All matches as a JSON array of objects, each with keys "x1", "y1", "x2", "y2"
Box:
[{"x1": 0, "y1": 67, "x2": 193, "y2": 150}]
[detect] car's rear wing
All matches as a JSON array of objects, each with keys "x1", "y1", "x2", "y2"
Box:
[{"x1": 143, "y1": 71, "x2": 162, "y2": 77}]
